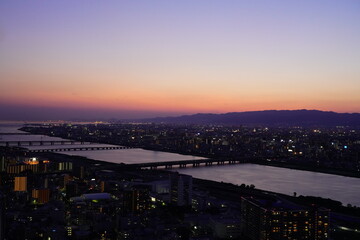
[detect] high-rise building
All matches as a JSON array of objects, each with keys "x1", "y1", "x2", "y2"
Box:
[
  {"x1": 170, "y1": 173, "x2": 192, "y2": 206},
  {"x1": 79, "y1": 166, "x2": 85, "y2": 179},
  {"x1": 0, "y1": 156, "x2": 6, "y2": 172},
  {"x1": 44, "y1": 177, "x2": 48, "y2": 188},
  {"x1": 14, "y1": 176, "x2": 27, "y2": 192},
  {"x1": 32, "y1": 189, "x2": 50, "y2": 204},
  {"x1": 122, "y1": 186, "x2": 150, "y2": 213},
  {"x1": 241, "y1": 196, "x2": 330, "y2": 240},
  {"x1": 210, "y1": 216, "x2": 242, "y2": 239},
  {"x1": 58, "y1": 162, "x2": 73, "y2": 171},
  {"x1": 100, "y1": 181, "x2": 106, "y2": 192}
]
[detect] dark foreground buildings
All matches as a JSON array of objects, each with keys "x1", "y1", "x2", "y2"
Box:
[
  {"x1": 0, "y1": 150, "x2": 334, "y2": 240},
  {"x1": 242, "y1": 196, "x2": 330, "y2": 240}
]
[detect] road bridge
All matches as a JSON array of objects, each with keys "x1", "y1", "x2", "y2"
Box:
[{"x1": 126, "y1": 158, "x2": 249, "y2": 170}]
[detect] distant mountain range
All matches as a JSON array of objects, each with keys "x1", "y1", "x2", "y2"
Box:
[{"x1": 140, "y1": 110, "x2": 360, "y2": 126}]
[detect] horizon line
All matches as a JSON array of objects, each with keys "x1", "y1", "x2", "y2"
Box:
[{"x1": 1, "y1": 109, "x2": 360, "y2": 123}]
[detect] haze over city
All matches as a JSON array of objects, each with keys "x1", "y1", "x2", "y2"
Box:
[{"x1": 1, "y1": 0, "x2": 360, "y2": 120}]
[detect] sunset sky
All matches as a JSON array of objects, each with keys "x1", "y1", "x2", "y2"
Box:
[{"x1": 1, "y1": 1, "x2": 360, "y2": 120}]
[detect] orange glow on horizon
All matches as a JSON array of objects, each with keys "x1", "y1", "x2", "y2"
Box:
[
  {"x1": 2, "y1": 93, "x2": 359, "y2": 115},
  {"x1": 1, "y1": 67, "x2": 360, "y2": 115}
]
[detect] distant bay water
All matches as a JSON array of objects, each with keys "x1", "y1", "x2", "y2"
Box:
[{"x1": 1, "y1": 123, "x2": 360, "y2": 206}]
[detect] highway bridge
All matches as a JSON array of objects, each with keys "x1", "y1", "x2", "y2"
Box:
[
  {"x1": 0, "y1": 140, "x2": 94, "y2": 147},
  {"x1": 126, "y1": 158, "x2": 249, "y2": 170},
  {"x1": 28, "y1": 146, "x2": 135, "y2": 153}
]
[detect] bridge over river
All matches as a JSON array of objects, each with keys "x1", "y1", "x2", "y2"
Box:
[
  {"x1": 28, "y1": 146, "x2": 135, "y2": 153},
  {"x1": 126, "y1": 158, "x2": 249, "y2": 169},
  {"x1": 0, "y1": 140, "x2": 94, "y2": 147}
]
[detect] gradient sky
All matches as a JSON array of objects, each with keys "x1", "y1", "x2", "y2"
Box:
[{"x1": 1, "y1": 0, "x2": 360, "y2": 120}]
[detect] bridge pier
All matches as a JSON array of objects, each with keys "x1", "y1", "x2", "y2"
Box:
[{"x1": 165, "y1": 165, "x2": 173, "y2": 169}]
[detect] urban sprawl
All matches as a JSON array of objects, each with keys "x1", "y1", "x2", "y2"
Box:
[{"x1": 1, "y1": 123, "x2": 360, "y2": 239}]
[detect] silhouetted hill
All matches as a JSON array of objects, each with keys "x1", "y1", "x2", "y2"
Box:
[{"x1": 141, "y1": 110, "x2": 360, "y2": 126}]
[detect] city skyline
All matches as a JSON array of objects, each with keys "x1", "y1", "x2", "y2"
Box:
[{"x1": 1, "y1": 0, "x2": 360, "y2": 120}]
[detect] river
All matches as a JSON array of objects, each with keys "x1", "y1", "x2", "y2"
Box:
[
  {"x1": 1, "y1": 123, "x2": 360, "y2": 206},
  {"x1": 175, "y1": 164, "x2": 360, "y2": 206}
]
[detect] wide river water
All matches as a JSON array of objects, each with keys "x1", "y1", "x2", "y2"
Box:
[{"x1": 1, "y1": 123, "x2": 360, "y2": 206}]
